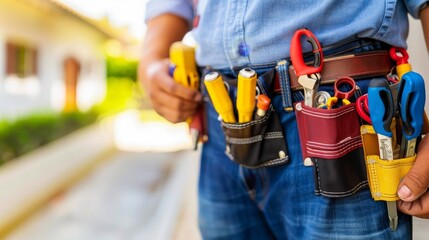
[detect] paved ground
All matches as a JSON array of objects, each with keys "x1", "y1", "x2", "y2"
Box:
[
  {"x1": 7, "y1": 148, "x2": 429, "y2": 240},
  {"x1": 7, "y1": 150, "x2": 201, "y2": 240}
]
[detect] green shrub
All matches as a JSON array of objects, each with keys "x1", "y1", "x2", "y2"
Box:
[
  {"x1": 106, "y1": 56, "x2": 138, "y2": 80},
  {"x1": 92, "y1": 77, "x2": 140, "y2": 117},
  {"x1": 0, "y1": 111, "x2": 98, "y2": 166},
  {"x1": 0, "y1": 57, "x2": 142, "y2": 166}
]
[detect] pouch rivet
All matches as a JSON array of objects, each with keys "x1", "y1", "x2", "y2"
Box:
[
  {"x1": 303, "y1": 157, "x2": 313, "y2": 166},
  {"x1": 295, "y1": 102, "x2": 303, "y2": 111},
  {"x1": 279, "y1": 151, "x2": 286, "y2": 158}
]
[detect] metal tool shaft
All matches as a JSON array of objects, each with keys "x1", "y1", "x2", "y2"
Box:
[{"x1": 368, "y1": 79, "x2": 398, "y2": 231}]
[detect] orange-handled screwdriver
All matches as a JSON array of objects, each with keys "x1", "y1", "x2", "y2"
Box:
[{"x1": 256, "y1": 94, "x2": 271, "y2": 119}]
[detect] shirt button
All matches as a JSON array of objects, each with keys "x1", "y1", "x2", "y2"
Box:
[{"x1": 238, "y1": 43, "x2": 250, "y2": 57}]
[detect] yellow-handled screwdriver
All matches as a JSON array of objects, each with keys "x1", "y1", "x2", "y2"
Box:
[
  {"x1": 204, "y1": 72, "x2": 236, "y2": 123},
  {"x1": 169, "y1": 42, "x2": 199, "y2": 89},
  {"x1": 169, "y1": 41, "x2": 204, "y2": 150},
  {"x1": 237, "y1": 68, "x2": 257, "y2": 123}
]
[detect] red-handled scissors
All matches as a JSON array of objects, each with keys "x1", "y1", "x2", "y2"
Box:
[
  {"x1": 326, "y1": 77, "x2": 356, "y2": 109},
  {"x1": 356, "y1": 94, "x2": 371, "y2": 124}
]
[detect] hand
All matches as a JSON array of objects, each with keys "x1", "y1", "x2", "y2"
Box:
[
  {"x1": 397, "y1": 136, "x2": 429, "y2": 218},
  {"x1": 140, "y1": 59, "x2": 202, "y2": 123}
]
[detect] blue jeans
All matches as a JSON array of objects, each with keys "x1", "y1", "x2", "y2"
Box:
[{"x1": 198, "y1": 40, "x2": 412, "y2": 239}]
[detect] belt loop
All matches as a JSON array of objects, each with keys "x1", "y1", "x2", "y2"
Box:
[{"x1": 276, "y1": 59, "x2": 294, "y2": 112}]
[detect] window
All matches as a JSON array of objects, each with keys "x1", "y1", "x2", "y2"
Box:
[
  {"x1": 4, "y1": 41, "x2": 40, "y2": 96},
  {"x1": 6, "y1": 41, "x2": 37, "y2": 78}
]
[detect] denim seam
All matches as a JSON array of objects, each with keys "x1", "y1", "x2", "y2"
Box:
[
  {"x1": 373, "y1": 0, "x2": 396, "y2": 39},
  {"x1": 239, "y1": 167, "x2": 257, "y2": 201},
  {"x1": 276, "y1": 60, "x2": 293, "y2": 111},
  {"x1": 257, "y1": 78, "x2": 268, "y2": 95}
]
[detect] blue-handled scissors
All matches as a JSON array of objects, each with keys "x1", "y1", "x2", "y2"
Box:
[
  {"x1": 368, "y1": 79, "x2": 395, "y2": 160},
  {"x1": 397, "y1": 71, "x2": 426, "y2": 158}
]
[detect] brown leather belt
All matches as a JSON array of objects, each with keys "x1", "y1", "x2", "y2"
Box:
[{"x1": 273, "y1": 51, "x2": 394, "y2": 92}]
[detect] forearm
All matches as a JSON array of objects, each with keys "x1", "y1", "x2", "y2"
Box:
[
  {"x1": 420, "y1": 6, "x2": 429, "y2": 54},
  {"x1": 140, "y1": 14, "x2": 189, "y2": 69}
]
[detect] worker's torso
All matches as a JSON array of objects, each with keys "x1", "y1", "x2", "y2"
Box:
[{"x1": 192, "y1": 0, "x2": 411, "y2": 69}]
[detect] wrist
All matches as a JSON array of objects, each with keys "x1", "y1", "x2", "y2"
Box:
[{"x1": 138, "y1": 58, "x2": 169, "y2": 87}]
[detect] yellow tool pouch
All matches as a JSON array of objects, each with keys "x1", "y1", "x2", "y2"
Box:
[{"x1": 360, "y1": 124, "x2": 416, "y2": 201}]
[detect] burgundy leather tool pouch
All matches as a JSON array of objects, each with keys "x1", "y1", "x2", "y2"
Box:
[
  {"x1": 295, "y1": 102, "x2": 368, "y2": 197},
  {"x1": 221, "y1": 106, "x2": 289, "y2": 168}
]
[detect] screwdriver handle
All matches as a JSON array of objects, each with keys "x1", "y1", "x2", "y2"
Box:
[
  {"x1": 256, "y1": 94, "x2": 271, "y2": 119},
  {"x1": 398, "y1": 71, "x2": 426, "y2": 140},
  {"x1": 204, "y1": 72, "x2": 236, "y2": 123},
  {"x1": 169, "y1": 42, "x2": 202, "y2": 149},
  {"x1": 237, "y1": 68, "x2": 257, "y2": 123},
  {"x1": 169, "y1": 42, "x2": 199, "y2": 89},
  {"x1": 368, "y1": 79, "x2": 395, "y2": 137},
  {"x1": 397, "y1": 63, "x2": 412, "y2": 80}
]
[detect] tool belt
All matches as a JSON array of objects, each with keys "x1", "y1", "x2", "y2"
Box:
[
  {"x1": 206, "y1": 50, "x2": 393, "y2": 170},
  {"x1": 273, "y1": 51, "x2": 393, "y2": 92},
  {"x1": 203, "y1": 40, "x2": 428, "y2": 202}
]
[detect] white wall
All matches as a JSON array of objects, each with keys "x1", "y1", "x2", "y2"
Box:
[
  {"x1": 407, "y1": 17, "x2": 429, "y2": 113},
  {"x1": 0, "y1": 0, "x2": 107, "y2": 119}
]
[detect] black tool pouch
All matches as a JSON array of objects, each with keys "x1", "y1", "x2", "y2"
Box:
[
  {"x1": 295, "y1": 102, "x2": 368, "y2": 197},
  {"x1": 221, "y1": 104, "x2": 289, "y2": 169}
]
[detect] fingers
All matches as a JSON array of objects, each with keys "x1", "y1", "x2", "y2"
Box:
[
  {"x1": 398, "y1": 192, "x2": 429, "y2": 219},
  {"x1": 151, "y1": 88, "x2": 199, "y2": 112},
  {"x1": 156, "y1": 72, "x2": 202, "y2": 102},
  {"x1": 150, "y1": 88, "x2": 200, "y2": 122},
  {"x1": 397, "y1": 136, "x2": 429, "y2": 202},
  {"x1": 141, "y1": 59, "x2": 202, "y2": 123},
  {"x1": 153, "y1": 102, "x2": 198, "y2": 123}
]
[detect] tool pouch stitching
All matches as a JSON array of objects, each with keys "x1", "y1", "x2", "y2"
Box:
[
  {"x1": 295, "y1": 101, "x2": 368, "y2": 197},
  {"x1": 221, "y1": 105, "x2": 289, "y2": 169},
  {"x1": 360, "y1": 124, "x2": 417, "y2": 201}
]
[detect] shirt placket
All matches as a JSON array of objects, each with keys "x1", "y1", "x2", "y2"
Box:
[{"x1": 223, "y1": 0, "x2": 251, "y2": 70}]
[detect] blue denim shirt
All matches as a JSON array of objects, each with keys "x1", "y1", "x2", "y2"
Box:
[{"x1": 145, "y1": 0, "x2": 427, "y2": 69}]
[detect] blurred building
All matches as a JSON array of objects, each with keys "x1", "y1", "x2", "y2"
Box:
[{"x1": 0, "y1": 0, "x2": 130, "y2": 118}]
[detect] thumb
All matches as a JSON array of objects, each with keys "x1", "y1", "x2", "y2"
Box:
[{"x1": 398, "y1": 136, "x2": 429, "y2": 201}]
